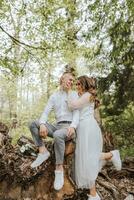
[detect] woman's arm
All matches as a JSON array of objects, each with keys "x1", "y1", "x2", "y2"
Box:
[{"x1": 68, "y1": 92, "x2": 91, "y2": 109}]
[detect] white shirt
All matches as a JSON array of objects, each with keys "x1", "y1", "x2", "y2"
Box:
[{"x1": 39, "y1": 90, "x2": 79, "y2": 129}]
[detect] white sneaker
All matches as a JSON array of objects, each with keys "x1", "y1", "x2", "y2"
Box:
[
  {"x1": 110, "y1": 150, "x2": 122, "y2": 170},
  {"x1": 54, "y1": 170, "x2": 64, "y2": 190},
  {"x1": 88, "y1": 193, "x2": 101, "y2": 200},
  {"x1": 31, "y1": 151, "x2": 50, "y2": 168}
]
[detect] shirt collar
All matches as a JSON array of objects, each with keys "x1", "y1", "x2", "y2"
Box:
[{"x1": 59, "y1": 86, "x2": 67, "y2": 93}]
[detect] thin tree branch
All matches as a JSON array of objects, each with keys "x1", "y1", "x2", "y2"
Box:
[{"x1": 0, "y1": 25, "x2": 48, "y2": 51}]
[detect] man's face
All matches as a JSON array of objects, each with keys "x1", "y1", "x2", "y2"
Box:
[{"x1": 61, "y1": 73, "x2": 74, "y2": 89}]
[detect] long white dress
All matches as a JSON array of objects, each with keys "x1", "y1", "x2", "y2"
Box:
[{"x1": 68, "y1": 92, "x2": 103, "y2": 189}]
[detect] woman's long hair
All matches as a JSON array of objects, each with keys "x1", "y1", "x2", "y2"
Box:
[{"x1": 77, "y1": 75, "x2": 100, "y2": 108}]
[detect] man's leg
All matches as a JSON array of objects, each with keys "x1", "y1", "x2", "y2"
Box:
[
  {"x1": 29, "y1": 120, "x2": 56, "y2": 168},
  {"x1": 53, "y1": 127, "x2": 69, "y2": 190},
  {"x1": 53, "y1": 128, "x2": 68, "y2": 166}
]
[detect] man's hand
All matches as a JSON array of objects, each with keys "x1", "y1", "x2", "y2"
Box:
[
  {"x1": 67, "y1": 127, "x2": 75, "y2": 138},
  {"x1": 39, "y1": 124, "x2": 48, "y2": 138}
]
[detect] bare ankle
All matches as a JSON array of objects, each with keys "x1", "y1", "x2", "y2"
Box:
[
  {"x1": 108, "y1": 152, "x2": 113, "y2": 160},
  {"x1": 39, "y1": 146, "x2": 47, "y2": 153},
  {"x1": 56, "y1": 164, "x2": 63, "y2": 171},
  {"x1": 90, "y1": 192, "x2": 97, "y2": 197},
  {"x1": 104, "y1": 152, "x2": 113, "y2": 160},
  {"x1": 90, "y1": 186, "x2": 96, "y2": 197}
]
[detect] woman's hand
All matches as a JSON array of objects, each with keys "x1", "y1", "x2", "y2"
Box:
[{"x1": 66, "y1": 80, "x2": 72, "y2": 92}]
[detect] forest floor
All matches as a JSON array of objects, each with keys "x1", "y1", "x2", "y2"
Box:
[{"x1": 0, "y1": 122, "x2": 134, "y2": 200}]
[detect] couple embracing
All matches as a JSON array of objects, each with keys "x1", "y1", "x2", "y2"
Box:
[{"x1": 29, "y1": 69, "x2": 121, "y2": 200}]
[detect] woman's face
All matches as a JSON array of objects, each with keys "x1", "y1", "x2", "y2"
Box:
[{"x1": 76, "y1": 80, "x2": 83, "y2": 95}]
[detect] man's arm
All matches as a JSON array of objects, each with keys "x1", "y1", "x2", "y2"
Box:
[
  {"x1": 39, "y1": 94, "x2": 54, "y2": 138},
  {"x1": 67, "y1": 91, "x2": 79, "y2": 138},
  {"x1": 70, "y1": 109, "x2": 79, "y2": 129},
  {"x1": 69, "y1": 91, "x2": 80, "y2": 129},
  {"x1": 39, "y1": 94, "x2": 54, "y2": 125},
  {"x1": 67, "y1": 108, "x2": 79, "y2": 138}
]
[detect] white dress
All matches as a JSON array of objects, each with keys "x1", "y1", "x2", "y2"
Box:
[{"x1": 68, "y1": 92, "x2": 103, "y2": 189}]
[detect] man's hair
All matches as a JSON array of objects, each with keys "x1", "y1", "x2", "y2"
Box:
[
  {"x1": 60, "y1": 64, "x2": 76, "y2": 85},
  {"x1": 63, "y1": 64, "x2": 76, "y2": 77}
]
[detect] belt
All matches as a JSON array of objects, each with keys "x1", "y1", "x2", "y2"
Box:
[{"x1": 57, "y1": 121, "x2": 71, "y2": 124}]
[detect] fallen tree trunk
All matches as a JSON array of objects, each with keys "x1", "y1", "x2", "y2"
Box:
[{"x1": 0, "y1": 122, "x2": 134, "y2": 200}]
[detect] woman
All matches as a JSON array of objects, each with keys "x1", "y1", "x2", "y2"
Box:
[{"x1": 67, "y1": 76, "x2": 121, "y2": 200}]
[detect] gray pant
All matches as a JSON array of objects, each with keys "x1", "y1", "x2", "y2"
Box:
[{"x1": 29, "y1": 120, "x2": 74, "y2": 165}]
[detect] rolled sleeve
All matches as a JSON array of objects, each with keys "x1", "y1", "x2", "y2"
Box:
[{"x1": 70, "y1": 109, "x2": 79, "y2": 129}]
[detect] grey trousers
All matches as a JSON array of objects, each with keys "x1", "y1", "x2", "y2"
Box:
[{"x1": 29, "y1": 120, "x2": 74, "y2": 165}]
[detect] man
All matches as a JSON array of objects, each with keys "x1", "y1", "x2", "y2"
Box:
[{"x1": 29, "y1": 70, "x2": 79, "y2": 190}]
